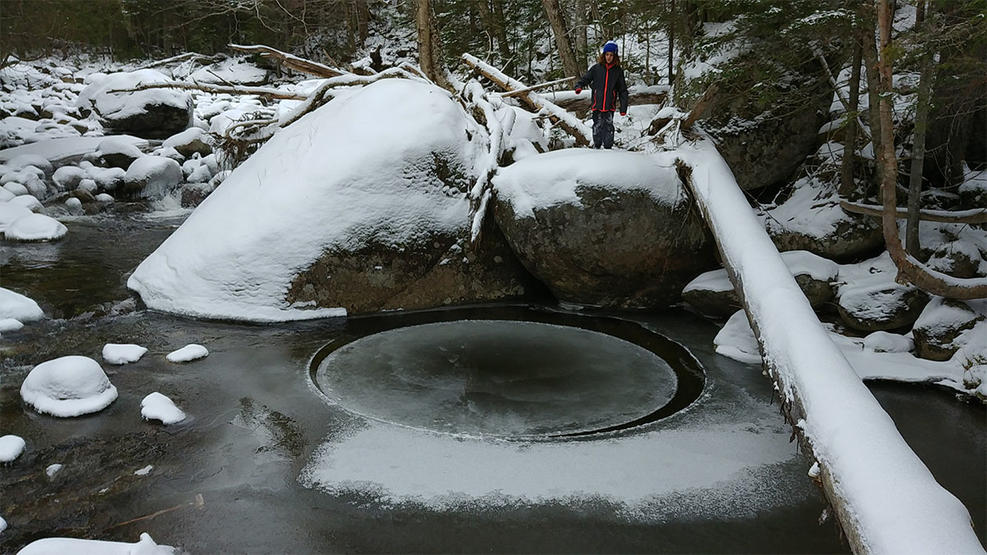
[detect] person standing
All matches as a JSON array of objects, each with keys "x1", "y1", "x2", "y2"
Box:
[{"x1": 574, "y1": 41, "x2": 629, "y2": 149}]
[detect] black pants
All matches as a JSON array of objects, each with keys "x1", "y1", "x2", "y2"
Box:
[{"x1": 592, "y1": 111, "x2": 615, "y2": 149}]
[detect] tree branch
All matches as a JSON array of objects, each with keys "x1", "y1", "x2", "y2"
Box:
[{"x1": 840, "y1": 200, "x2": 987, "y2": 224}]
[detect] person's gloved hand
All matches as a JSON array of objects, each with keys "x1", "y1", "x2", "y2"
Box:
[
  {"x1": 620, "y1": 112, "x2": 627, "y2": 116},
  {"x1": 575, "y1": 88, "x2": 582, "y2": 94}
]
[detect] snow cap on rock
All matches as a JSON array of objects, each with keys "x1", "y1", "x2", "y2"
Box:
[
  {"x1": 103, "y1": 343, "x2": 149, "y2": 365},
  {"x1": 141, "y1": 392, "x2": 186, "y2": 424},
  {"x1": 20, "y1": 355, "x2": 118, "y2": 417},
  {"x1": 17, "y1": 532, "x2": 177, "y2": 555},
  {"x1": 166, "y1": 344, "x2": 208, "y2": 362},
  {"x1": 0, "y1": 434, "x2": 26, "y2": 462},
  {"x1": 0, "y1": 287, "x2": 44, "y2": 322}
]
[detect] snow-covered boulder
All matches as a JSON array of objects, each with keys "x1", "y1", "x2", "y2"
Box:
[
  {"x1": 102, "y1": 343, "x2": 148, "y2": 365},
  {"x1": 862, "y1": 331, "x2": 914, "y2": 353},
  {"x1": 683, "y1": 249, "x2": 838, "y2": 316},
  {"x1": 165, "y1": 344, "x2": 208, "y2": 362},
  {"x1": 4, "y1": 154, "x2": 54, "y2": 177},
  {"x1": 835, "y1": 253, "x2": 929, "y2": 332},
  {"x1": 123, "y1": 156, "x2": 182, "y2": 199},
  {"x1": 925, "y1": 239, "x2": 986, "y2": 279},
  {"x1": 493, "y1": 149, "x2": 715, "y2": 308},
  {"x1": 0, "y1": 434, "x2": 25, "y2": 462},
  {"x1": 96, "y1": 136, "x2": 144, "y2": 169},
  {"x1": 76, "y1": 69, "x2": 192, "y2": 139},
  {"x1": 190, "y1": 58, "x2": 268, "y2": 86},
  {"x1": 20, "y1": 355, "x2": 118, "y2": 417},
  {"x1": 52, "y1": 165, "x2": 85, "y2": 190},
  {"x1": 141, "y1": 392, "x2": 186, "y2": 424},
  {"x1": 0, "y1": 318, "x2": 25, "y2": 332},
  {"x1": 3, "y1": 213, "x2": 67, "y2": 241},
  {"x1": 713, "y1": 309, "x2": 762, "y2": 364},
  {"x1": 163, "y1": 127, "x2": 211, "y2": 158},
  {"x1": 9, "y1": 194, "x2": 43, "y2": 212},
  {"x1": 0, "y1": 188, "x2": 14, "y2": 202},
  {"x1": 18, "y1": 532, "x2": 177, "y2": 555},
  {"x1": 0, "y1": 287, "x2": 44, "y2": 322},
  {"x1": 3, "y1": 181, "x2": 29, "y2": 196},
  {"x1": 911, "y1": 298, "x2": 984, "y2": 361},
  {"x1": 129, "y1": 79, "x2": 534, "y2": 321}
]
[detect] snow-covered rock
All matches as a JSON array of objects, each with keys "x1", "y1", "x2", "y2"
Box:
[
  {"x1": 123, "y1": 156, "x2": 182, "y2": 199},
  {"x1": 141, "y1": 392, "x2": 186, "y2": 424},
  {"x1": 0, "y1": 187, "x2": 14, "y2": 202},
  {"x1": 9, "y1": 194, "x2": 43, "y2": 212},
  {"x1": 862, "y1": 331, "x2": 914, "y2": 353},
  {"x1": 96, "y1": 193, "x2": 115, "y2": 203},
  {"x1": 96, "y1": 136, "x2": 144, "y2": 169},
  {"x1": 0, "y1": 318, "x2": 25, "y2": 332},
  {"x1": 3, "y1": 213, "x2": 68, "y2": 241},
  {"x1": 52, "y1": 165, "x2": 85, "y2": 190},
  {"x1": 20, "y1": 355, "x2": 118, "y2": 417},
  {"x1": 190, "y1": 58, "x2": 268, "y2": 86},
  {"x1": 46, "y1": 463, "x2": 63, "y2": 478},
  {"x1": 0, "y1": 287, "x2": 44, "y2": 322},
  {"x1": 713, "y1": 310, "x2": 762, "y2": 364},
  {"x1": 3, "y1": 181, "x2": 29, "y2": 196},
  {"x1": 4, "y1": 153, "x2": 54, "y2": 176},
  {"x1": 494, "y1": 148, "x2": 715, "y2": 308},
  {"x1": 129, "y1": 79, "x2": 533, "y2": 321},
  {"x1": 165, "y1": 344, "x2": 208, "y2": 362},
  {"x1": 835, "y1": 253, "x2": 929, "y2": 332},
  {"x1": 76, "y1": 69, "x2": 192, "y2": 139},
  {"x1": 89, "y1": 166, "x2": 126, "y2": 191},
  {"x1": 911, "y1": 298, "x2": 984, "y2": 361},
  {"x1": 0, "y1": 202, "x2": 32, "y2": 233},
  {"x1": 102, "y1": 343, "x2": 148, "y2": 365},
  {"x1": 65, "y1": 197, "x2": 82, "y2": 211},
  {"x1": 163, "y1": 127, "x2": 211, "y2": 158},
  {"x1": 0, "y1": 434, "x2": 26, "y2": 462},
  {"x1": 18, "y1": 532, "x2": 177, "y2": 555}
]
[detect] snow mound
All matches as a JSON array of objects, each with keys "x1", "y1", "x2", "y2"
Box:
[
  {"x1": 685, "y1": 249, "x2": 838, "y2": 294},
  {"x1": 493, "y1": 148, "x2": 683, "y2": 219},
  {"x1": 0, "y1": 287, "x2": 44, "y2": 322},
  {"x1": 102, "y1": 343, "x2": 148, "y2": 365},
  {"x1": 166, "y1": 344, "x2": 208, "y2": 362},
  {"x1": 9, "y1": 194, "x2": 43, "y2": 212},
  {"x1": 124, "y1": 156, "x2": 182, "y2": 199},
  {"x1": 3, "y1": 213, "x2": 68, "y2": 241},
  {"x1": 77, "y1": 69, "x2": 189, "y2": 121},
  {"x1": 141, "y1": 392, "x2": 186, "y2": 424},
  {"x1": 46, "y1": 463, "x2": 63, "y2": 478},
  {"x1": 0, "y1": 318, "x2": 25, "y2": 332},
  {"x1": 129, "y1": 78, "x2": 485, "y2": 322},
  {"x1": 714, "y1": 310, "x2": 763, "y2": 364},
  {"x1": 862, "y1": 331, "x2": 914, "y2": 353},
  {"x1": 20, "y1": 356, "x2": 118, "y2": 417},
  {"x1": 190, "y1": 58, "x2": 268, "y2": 85},
  {"x1": 0, "y1": 202, "x2": 32, "y2": 233},
  {"x1": 0, "y1": 434, "x2": 26, "y2": 462},
  {"x1": 18, "y1": 532, "x2": 177, "y2": 555}
]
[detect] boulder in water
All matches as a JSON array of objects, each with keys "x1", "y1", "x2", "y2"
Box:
[{"x1": 76, "y1": 70, "x2": 192, "y2": 139}]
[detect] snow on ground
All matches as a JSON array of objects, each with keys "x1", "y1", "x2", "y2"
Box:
[
  {"x1": 493, "y1": 148, "x2": 683, "y2": 218},
  {"x1": 45, "y1": 464, "x2": 63, "y2": 478},
  {"x1": 128, "y1": 78, "x2": 485, "y2": 322},
  {"x1": 165, "y1": 344, "x2": 208, "y2": 363},
  {"x1": 0, "y1": 435, "x2": 26, "y2": 462},
  {"x1": 20, "y1": 356, "x2": 118, "y2": 417},
  {"x1": 0, "y1": 318, "x2": 25, "y2": 332},
  {"x1": 134, "y1": 464, "x2": 154, "y2": 476},
  {"x1": 0, "y1": 287, "x2": 44, "y2": 322},
  {"x1": 0, "y1": 514, "x2": 6, "y2": 534},
  {"x1": 17, "y1": 532, "x2": 177, "y2": 555},
  {"x1": 140, "y1": 392, "x2": 186, "y2": 424},
  {"x1": 102, "y1": 343, "x2": 148, "y2": 365}
]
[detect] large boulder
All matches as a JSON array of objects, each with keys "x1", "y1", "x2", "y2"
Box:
[
  {"x1": 911, "y1": 297, "x2": 984, "y2": 361},
  {"x1": 76, "y1": 70, "x2": 192, "y2": 139},
  {"x1": 836, "y1": 253, "x2": 930, "y2": 332},
  {"x1": 122, "y1": 156, "x2": 183, "y2": 199},
  {"x1": 493, "y1": 149, "x2": 715, "y2": 308},
  {"x1": 128, "y1": 79, "x2": 537, "y2": 321}
]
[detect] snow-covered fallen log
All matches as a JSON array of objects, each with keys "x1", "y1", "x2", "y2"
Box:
[{"x1": 672, "y1": 137, "x2": 984, "y2": 554}]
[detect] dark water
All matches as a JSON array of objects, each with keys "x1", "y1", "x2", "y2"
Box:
[{"x1": 0, "y1": 210, "x2": 982, "y2": 553}]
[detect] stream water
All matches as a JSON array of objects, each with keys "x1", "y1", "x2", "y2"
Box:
[{"x1": 0, "y1": 209, "x2": 983, "y2": 553}]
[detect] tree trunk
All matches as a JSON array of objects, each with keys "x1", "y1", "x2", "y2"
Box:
[
  {"x1": 490, "y1": 0, "x2": 512, "y2": 73},
  {"x1": 574, "y1": 0, "x2": 588, "y2": 67},
  {"x1": 860, "y1": 10, "x2": 883, "y2": 191},
  {"x1": 875, "y1": 0, "x2": 987, "y2": 299},
  {"x1": 668, "y1": 0, "x2": 676, "y2": 85},
  {"x1": 541, "y1": 0, "x2": 580, "y2": 79},
  {"x1": 414, "y1": 0, "x2": 453, "y2": 91},
  {"x1": 906, "y1": 35, "x2": 935, "y2": 256},
  {"x1": 839, "y1": 38, "x2": 863, "y2": 198}
]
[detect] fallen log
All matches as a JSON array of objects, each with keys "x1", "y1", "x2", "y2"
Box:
[
  {"x1": 461, "y1": 53, "x2": 592, "y2": 146},
  {"x1": 840, "y1": 200, "x2": 987, "y2": 224},
  {"x1": 230, "y1": 44, "x2": 346, "y2": 78},
  {"x1": 108, "y1": 82, "x2": 307, "y2": 100}
]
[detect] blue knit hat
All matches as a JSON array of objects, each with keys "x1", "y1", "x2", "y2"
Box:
[{"x1": 602, "y1": 41, "x2": 618, "y2": 54}]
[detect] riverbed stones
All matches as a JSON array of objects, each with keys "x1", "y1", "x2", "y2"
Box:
[
  {"x1": 122, "y1": 156, "x2": 182, "y2": 199},
  {"x1": 163, "y1": 127, "x2": 212, "y2": 158},
  {"x1": 911, "y1": 298, "x2": 984, "y2": 361},
  {"x1": 20, "y1": 356, "x2": 118, "y2": 417},
  {"x1": 493, "y1": 149, "x2": 715, "y2": 308},
  {"x1": 96, "y1": 137, "x2": 144, "y2": 169}
]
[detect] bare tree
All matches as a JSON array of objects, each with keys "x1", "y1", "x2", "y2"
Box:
[
  {"x1": 905, "y1": 0, "x2": 934, "y2": 256},
  {"x1": 414, "y1": 0, "x2": 453, "y2": 90},
  {"x1": 839, "y1": 36, "x2": 863, "y2": 198},
  {"x1": 541, "y1": 0, "x2": 580, "y2": 78}
]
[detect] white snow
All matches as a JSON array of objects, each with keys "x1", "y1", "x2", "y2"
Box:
[
  {"x1": 165, "y1": 344, "x2": 208, "y2": 363},
  {"x1": 124, "y1": 156, "x2": 182, "y2": 199},
  {"x1": 713, "y1": 310, "x2": 763, "y2": 364},
  {"x1": 685, "y1": 249, "x2": 838, "y2": 295},
  {"x1": 0, "y1": 201, "x2": 32, "y2": 233},
  {"x1": 0, "y1": 287, "x2": 44, "y2": 322},
  {"x1": 0, "y1": 515, "x2": 5, "y2": 535},
  {"x1": 20, "y1": 356, "x2": 118, "y2": 417},
  {"x1": 102, "y1": 343, "x2": 148, "y2": 365},
  {"x1": 3, "y1": 213, "x2": 68, "y2": 241},
  {"x1": 129, "y1": 79, "x2": 485, "y2": 322},
  {"x1": 0, "y1": 318, "x2": 24, "y2": 332},
  {"x1": 140, "y1": 392, "x2": 186, "y2": 424},
  {"x1": 493, "y1": 148, "x2": 683, "y2": 219},
  {"x1": 189, "y1": 58, "x2": 268, "y2": 85},
  {"x1": 96, "y1": 136, "x2": 143, "y2": 161},
  {"x1": 46, "y1": 463, "x2": 63, "y2": 478},
  {"x1": 18, "y1": 532, "x2": 177, "y2": 555},
  {"x1": 9, "y1": 194, "x2": 44, "y2": 212},
  {"x1": 0, "y1": 434, "x2": 26, "y2": 462},
  {"x1": 862, "y1": 331, "x2": 914, "y2": 353},
  {"x1": 670, "y1": 137, "x2": 982, "y2": 553},
  {"x1": 134, "y1": 464, "x2": 154, "y2": 476},
  {"x1": 0, "y1": 136, "x2": 148, "y2": 166}
]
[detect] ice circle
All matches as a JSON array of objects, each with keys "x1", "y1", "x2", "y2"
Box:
[{"x1": 311, "y1": 314, "x2": 704, "y2": 438}]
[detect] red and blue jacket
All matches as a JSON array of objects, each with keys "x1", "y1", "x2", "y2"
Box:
[{"x1": 576, "y1": 62, "x2": 629, "y2": 113}]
